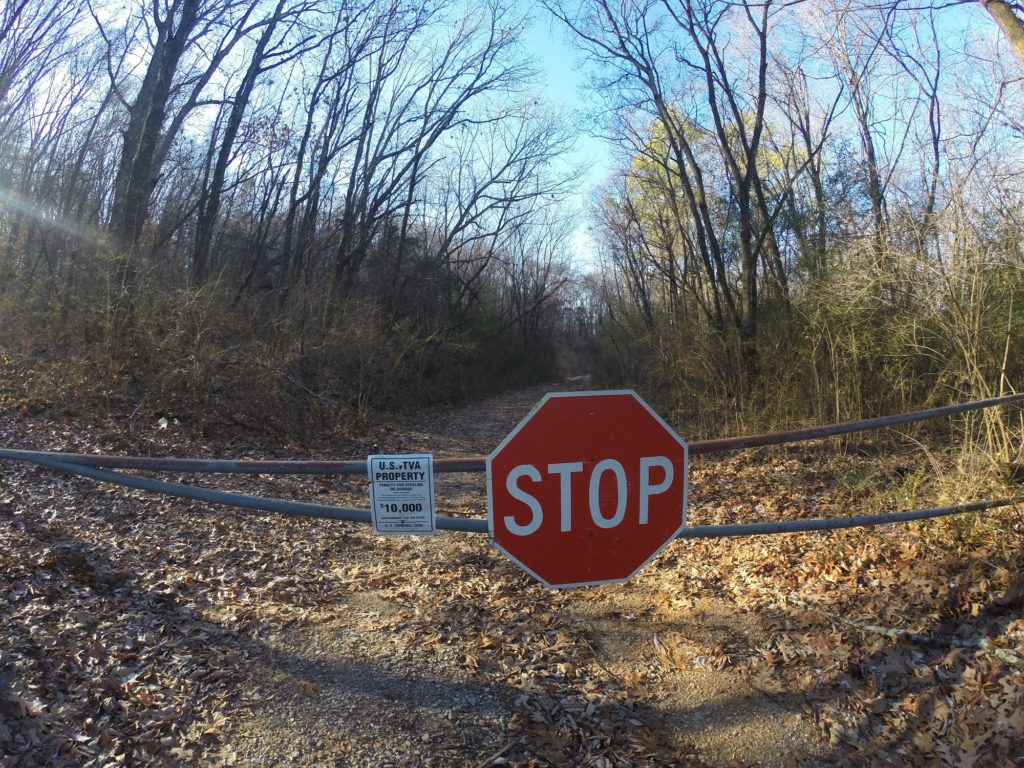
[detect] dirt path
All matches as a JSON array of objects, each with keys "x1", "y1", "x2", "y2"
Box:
[{"x1": 210, "y1": 383, "x2": 833, "y2": 767}]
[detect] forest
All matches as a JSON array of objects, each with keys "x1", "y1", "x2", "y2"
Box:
[
  {"x1": 0, "y1": 0, "x2": 1022, "y2": 451},
  {"x1": 4, "y1": 3, "x2": 1024, "y2": 766}
]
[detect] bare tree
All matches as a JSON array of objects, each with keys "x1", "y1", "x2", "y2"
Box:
[
  {"x1": 191, "y1": 0, "x2": 316, "y2": 281},
  {"x1": 817, "y1": 1, "x2": 900, "y2": 252},
  {"x1": 497, "y1": 209, "x2": 574, "y2": 352},
  {"x1": 547, "y1": 0, "x2": 808, "y2": 381},
  {"x1": 332, "y1": 0, "x2": 532, "y2": 292},
  {"x1": 980, "y1": 0, "x2": 1024, "y2": 67},
  {"x1": 880, "y1": 7, "x2": 944, "y2": 254},
  {"x1": 0, "y1": 0, "x2": 81, "y2": 130},
  {"x1": 767, "y1": 28, "x2": 845, "y2": 274},
  {"x1": 276, "y1": 3, "x2": 378, "y2": 287},
  {"x1": 417, "y1": 105, "x2": 578, "y2": 323},
  {"x1": 96, "y1": 0, "x2": 266, "y2": 252}
]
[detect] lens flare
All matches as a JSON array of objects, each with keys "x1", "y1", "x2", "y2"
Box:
[{"x1": 0, "y1": 186, "x2": 100, "y2": 245}]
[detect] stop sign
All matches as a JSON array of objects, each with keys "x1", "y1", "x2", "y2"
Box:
[{"x1": 487, "y1": 390, "x2": 688, "y2": 588}]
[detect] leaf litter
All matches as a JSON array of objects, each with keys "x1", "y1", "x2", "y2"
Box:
[{"x1": 1, "y1": 383, "x2": 1023, "y2": 766}]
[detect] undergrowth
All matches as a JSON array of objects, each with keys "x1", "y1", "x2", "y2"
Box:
[{"x1": 0, "y1": 278, "x2": 559, "y2": 438}]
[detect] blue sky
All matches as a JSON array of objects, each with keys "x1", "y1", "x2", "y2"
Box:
[{"x1": 519, "y1": 7, "x2": 611, "y2": 268}]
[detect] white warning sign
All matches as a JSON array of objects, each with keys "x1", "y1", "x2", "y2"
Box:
[{"x1": 368, "y1": 454, "x2": 436, "y2": 535}]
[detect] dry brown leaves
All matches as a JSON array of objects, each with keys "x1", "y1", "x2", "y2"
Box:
[
  {"x1": 330, "y1": 538, "x2": 699, "y2": 766},
  {"x1": 0, "y1": 411, "x2": 375, "y2": 766},
  {"x1": 642, "y1": 450, "x2": 1024, "y2": 767},
  {"x1": 3, "y1": 393, "x2": 1024, "y2": 767},
  {"x1": 1, "y1": 397, "x2": 697, "y2": 767}
]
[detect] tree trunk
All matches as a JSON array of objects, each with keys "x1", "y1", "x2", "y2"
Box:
[
  {"x1": 109, "y1": 0, "x2": 199, "y2": 252},
  {"x1": 983, "y1": 0, "x2": 1024, "y2": 68},
  {"x1": 194, "y1": 4, "x2": 283, "y2": 282}
]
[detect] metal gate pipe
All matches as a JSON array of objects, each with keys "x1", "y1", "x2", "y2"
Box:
[
  {"x1": 19, "y1": 455, "x2": 481, "y2": 533},
  {"x1": 689, "y1": 391, "x2": 1024, "y2": 455},
  {"x1": 675, "y1": 498, "x2": 1016, "y2": 538},
  {"x1": 0, "y1": 447, "x2": 479, "y2": 475},
  {"x1": 2, "y1": 392, "x2": 1021, "y2": 475},
  {"x1": 13, "y1": 454, "x2": 1016, "y2": 539}
]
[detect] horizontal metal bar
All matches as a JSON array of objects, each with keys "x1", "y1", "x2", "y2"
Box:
[
  {"x1": 22, "y1": 456, "x2": 485, "y2": 532},
  {"x1": 688, "y1": 392, "x2": 1024, "y2": 455},
  {"x1": 676, "y1": 498, "x2": 1016, "y2": 538},
  {"x1": 12, "y1": 454, "x2": 1017, "y2": 539},
  {"x1": 0, "y1": 448, "x2": 481, "y2": 475},
  {"x1": 2, "y1": 393, "x2": 1020, "y2": 476}
]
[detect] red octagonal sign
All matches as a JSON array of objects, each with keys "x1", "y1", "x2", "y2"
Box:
[{"x1": 487, "y1": 391, "x2": 688, "y2": 588}]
